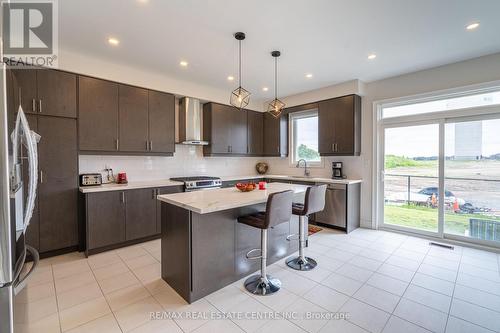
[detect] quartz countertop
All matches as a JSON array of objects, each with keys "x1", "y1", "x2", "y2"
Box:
[
  {"x1": 222, "y1": 174, "x2": 362, "y2": 185},
  {"x1": 79, "y1": 179, "x2": 184, "y2": 193},
  {"x1": 79, "y1": 174, "x2": 362, "y2": 193},
  {"x1": 157, "y1": 182, "x2": 309, "y2": 214}
]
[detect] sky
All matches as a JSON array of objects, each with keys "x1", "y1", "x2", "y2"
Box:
[
  {"x1": 295, "y1": 115, "x2": 318, "y2": 151},
  {"x1": 385, "y1": 119, "x2": 500, "y2": 158}
]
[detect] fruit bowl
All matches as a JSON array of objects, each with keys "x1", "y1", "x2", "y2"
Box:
[{"x1": 236, "y1": 182, "x2": 257, "y2": 192}]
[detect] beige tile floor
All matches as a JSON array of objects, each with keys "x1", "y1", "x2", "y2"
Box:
[{"x1": 13, "y1": 228, "x2": 500, "y2": 333}]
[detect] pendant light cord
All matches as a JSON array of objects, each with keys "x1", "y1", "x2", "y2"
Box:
[
  {"x1": 274, "y1": 56, "x2": 278, "y2": 100},
  {"x1": 239, "y1": 40, "x2": 242, "y2": 88}
]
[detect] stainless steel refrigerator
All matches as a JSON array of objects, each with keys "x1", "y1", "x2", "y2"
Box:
[{"x1": 0, "y1": 6, "x2": 41, "y2": 332}]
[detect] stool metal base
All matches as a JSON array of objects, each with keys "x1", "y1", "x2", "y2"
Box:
[
  {"x1": 286, "y1": 256, "x2": 317, "y2": 271},
  {"x1": 244, "y1": 274, "x2": 281, "y2": 296}
]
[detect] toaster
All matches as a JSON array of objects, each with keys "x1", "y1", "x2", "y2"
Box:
[{"x1": 80, "y1": 173, "x2": 102, "y2": 186}]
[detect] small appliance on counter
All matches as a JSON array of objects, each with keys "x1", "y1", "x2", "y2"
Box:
[
  {"x1": 332, "y1": 162, "x2": 344, "y2": 179},
  {"x1": 79, "y1": 173, "x2": 102, "y2": 186},
  {"x1": 116, "y1": 172, "x2": 128, "y2": 184}
]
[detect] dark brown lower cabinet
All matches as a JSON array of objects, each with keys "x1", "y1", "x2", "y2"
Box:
[
  {"x1": 86, "y1": 191, "x2": 126, "y2": 249},
  {"x1": 125, "y1": 188, "x2": 157, "y2": 240},
  {"x1": 84, "y1": 185, "x2": 183, "y2": 254}
]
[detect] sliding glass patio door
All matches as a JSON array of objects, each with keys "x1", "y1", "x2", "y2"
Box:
[
  {"x1": 382, "y1": 123, "x2": 441, "y2": 235},
  {"x1": 444, "y1": 118, "x2": 500, "y2": 245},
  {"x1": 379, "y1": 114, "x2": 500, "y2": 247}
]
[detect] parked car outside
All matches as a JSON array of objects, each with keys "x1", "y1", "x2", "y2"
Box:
[{"x1": 418, "y1": 187, "x2": 466, "y2": 206}]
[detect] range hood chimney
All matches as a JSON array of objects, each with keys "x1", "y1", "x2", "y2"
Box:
[{"x1": 178, "y1": 97, "x2": 208, "y2": 145}]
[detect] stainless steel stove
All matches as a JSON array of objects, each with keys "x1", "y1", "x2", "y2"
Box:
[{"x1": 170, "y1": 176, "x2": 222, "y2": 192}]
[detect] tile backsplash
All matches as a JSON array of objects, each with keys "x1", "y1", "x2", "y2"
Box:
[
  {"x1": 79, "y1": 144, "x2": 363, "y2": 182},
  {"x1": 79, "y1": 145, "x2": 266, "y2": 181}
]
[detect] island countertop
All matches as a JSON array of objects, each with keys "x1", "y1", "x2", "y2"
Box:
[{"x1": 157, "y1": 182, "x2": 309, "y2": 214}]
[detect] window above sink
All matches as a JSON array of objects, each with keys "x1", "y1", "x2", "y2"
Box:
[{"x1": 289, "y1": 109, "x2": 323, "y2": 168}]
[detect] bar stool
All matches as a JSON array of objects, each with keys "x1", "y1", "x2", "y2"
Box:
[
  {"x1": 237, "y1": 190, "x2": 293, "y2": 296},
  {"x1": 286, "y1": 185, "x2": 327, "y2": 271}
]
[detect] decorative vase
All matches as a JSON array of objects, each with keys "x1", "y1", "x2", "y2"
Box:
[{"x1": 255, "y1": 162, "x2": 269, "y2": 175}]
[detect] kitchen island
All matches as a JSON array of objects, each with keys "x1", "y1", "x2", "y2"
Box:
[{"x1": 157, "y1": 182, "x2": 309, "y2": 303}]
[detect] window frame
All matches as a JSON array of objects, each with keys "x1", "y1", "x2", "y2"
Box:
[
  {"x1": 373, "y1": 80, "x2": 500, "y2": 250},
  {"x1": 288, "y1": 109, "x2": 323, "y2": 168}
]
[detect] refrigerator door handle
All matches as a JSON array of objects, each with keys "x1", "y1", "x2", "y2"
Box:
[{"x1": 13, "y1": 245, "x2": 39, "y2": 295}]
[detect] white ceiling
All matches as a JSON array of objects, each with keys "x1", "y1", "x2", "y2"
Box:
[{"x1": 59, "y1": 0, "x2": 500, "y2": 102}]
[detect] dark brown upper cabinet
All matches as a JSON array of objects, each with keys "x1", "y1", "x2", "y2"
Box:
[
  {"x1": 318, "y1": 94, "x2": 361, "y2": 156},
  {"x1": 79, "y1": 76, "x2": 175, "y2": 155},
  {"x1": 11, "y1": 68, "x2": 77, "y2": 118},
  {"x1": 148, "y1": 90, "x2": 175, "y2": 154},
  {"x1": 36, "y1": 70, "x2": 77, "y2": 118},
  {"x1": 79, "y1": 76, "x2": 119, "y2": 152},
  {"x1": 203, "y1": 103, "x2": 248, "y2": 155},
  {"x1": 10, "y1": 69, "x2": 37, "y2": 114},
  {"x1": 119, "y1": 84, "x2": 149, "y2": 152},
  {"x1": 247, "y1": 110, "x2": 263, "y2": 156},
  {"x1": 263, "y1": 112, "x2": 288, "y2": 157}
]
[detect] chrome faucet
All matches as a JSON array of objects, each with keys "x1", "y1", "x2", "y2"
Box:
[{"x1": 296, "y1": 159, "x2": 310, "y2": 177}]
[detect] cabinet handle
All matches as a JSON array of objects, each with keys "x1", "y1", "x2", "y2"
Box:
[
  {"x1": 120, "y1": 192, "x2": 125, "y2": 203},
  {"x1": 335, "y1": 143, "x2": 339, "y2": 152},
  {"x1": 152, "y1": 189, "x2": 156, "y2": 199},
  {"x1": 227, "y1": 145, "x2": 230, "y2": 153},
  {"x1": 146, "y1": 141, "x2": 149, "y2": 151},
  {"x1": 40, "y1": 170, "x2": 43, "y2": 184},
  {"x1": 115, "y1": 139, "x2": 119, "y2": 150},
  {"x1": 38, "y1": 100, "x2": 42, "y2": 113},
  {"x1": 32, "y1": 99, "x2": 36, "y2": 112},
  {"x1": 331, "y1": 143, "x2": 335, "y2": 152},
  {"x1": 150, "y1": 141, "x2": 153, "y2": 151}
]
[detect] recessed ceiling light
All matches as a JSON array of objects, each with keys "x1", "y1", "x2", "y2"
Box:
[
  {"x1": 108, "y1": 37, "x2": 120, "y2": 46},
  {"x1": 262, "y1": 87, "x2": 269, "y2": 92},
  {"x1": 305, "y1": 74, "x2": 313, "y2": 78},
  {"x1": 137, "y1": 0, "x2": 149, "y2": 3},
  {"x1": 466, "y1": 22, "x2": 480, "y2": 30},
  {"x1": 368, "y1": 54, "x2": 377, "y2": 60},
  {"x1": 179, "y1": 61, "x2": 188, "y2": 67},
  {"x1": 227, "y1": 76, "x2": 234, "y2": 81}
]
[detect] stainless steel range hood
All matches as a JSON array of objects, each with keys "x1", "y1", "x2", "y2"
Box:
[{"x1": 178, "y1": 97, "x2": 208, "y2": 145}]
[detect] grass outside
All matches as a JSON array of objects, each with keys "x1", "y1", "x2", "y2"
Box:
[{"x1": 384, "y1": 204, "x2": 500, "y2": 235}]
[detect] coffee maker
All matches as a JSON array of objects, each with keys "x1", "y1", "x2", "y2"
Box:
[{"x1": 332, "y1": 162, "x2": 343, "y2": 179}]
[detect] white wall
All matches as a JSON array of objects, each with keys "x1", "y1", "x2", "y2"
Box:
[{"x1": 79, "y1": 145, "x2": 266, "y2": 181}]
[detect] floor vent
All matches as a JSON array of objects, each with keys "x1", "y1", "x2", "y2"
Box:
[{"x1": 429, "y1": 242, "x2": 454, "y2": 250}]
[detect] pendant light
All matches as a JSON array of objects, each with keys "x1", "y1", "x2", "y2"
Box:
[
  {"x1": 230, "y1": 32, "x2": 251, "y2": 109},
  {"x1": 267, "y1": 51, "x2": 285, "y2": 118}
]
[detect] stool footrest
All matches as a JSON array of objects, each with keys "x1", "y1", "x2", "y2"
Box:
[
  {"x1": 286, "y1": 234, "x2": 299, "y2": 241},
  {"x1": 245, "y1": 248, "x2": 262, "y2": 260}
]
